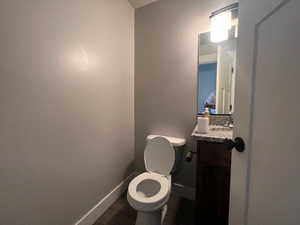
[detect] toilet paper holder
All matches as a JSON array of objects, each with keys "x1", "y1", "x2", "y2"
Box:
[{"x1": 185, "y1": 151, "x2": 196, "y2": 162}]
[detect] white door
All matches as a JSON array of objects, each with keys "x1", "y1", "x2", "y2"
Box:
[{"x1": 230, "y1": 0, "x2": 300, "y2": 225}]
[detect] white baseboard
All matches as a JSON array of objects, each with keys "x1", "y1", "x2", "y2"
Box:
[
  {"x1": 172, "y1": 183, "x2": 196, "y2": 201},
  {"x1": 74, "y1": 172, "x2": 137, "y2": 225}
]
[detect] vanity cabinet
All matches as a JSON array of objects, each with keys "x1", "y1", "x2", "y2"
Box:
[{"x1": 196, "y1": 140, "x2": 231, "y2": 225}]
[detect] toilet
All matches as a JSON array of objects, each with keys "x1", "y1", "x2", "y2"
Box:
[{"x1": 127, "y1": 135, "x2": 186, "y2": 225}]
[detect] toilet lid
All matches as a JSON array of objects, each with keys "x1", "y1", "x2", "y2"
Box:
[{"x1": 144, "y1": 136, "x2": 175, "y2": 175}]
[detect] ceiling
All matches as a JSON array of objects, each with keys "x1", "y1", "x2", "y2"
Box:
[{"x1": 128, "y1": 0, "x2": 160, "y2": 8}]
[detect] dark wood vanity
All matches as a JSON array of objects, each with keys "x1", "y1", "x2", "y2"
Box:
[{"x1": 192, "y1": 125, "x2": 233, "y2": 225}]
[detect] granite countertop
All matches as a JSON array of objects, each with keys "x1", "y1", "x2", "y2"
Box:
[{"x1": 191, "y1": 125, "x2": 233, "y2": 143}]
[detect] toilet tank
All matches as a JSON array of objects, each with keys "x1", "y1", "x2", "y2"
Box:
[{"x1": 146, "y1": 135, "x2": 186, "y2": 173}]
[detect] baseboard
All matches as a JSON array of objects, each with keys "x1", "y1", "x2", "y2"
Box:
[
  {"x1": 74, "y1": 172, "x2": 137, "y2": 225},
  {"x1": 172, "y1": 183, "x2": 196, "y2": 201}
]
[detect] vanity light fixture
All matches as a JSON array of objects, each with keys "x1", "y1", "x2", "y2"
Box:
[{"x1": 210, "y1": 2, "x2": 239, "y2": 43}]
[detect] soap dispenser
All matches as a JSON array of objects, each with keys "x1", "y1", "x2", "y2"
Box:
[{"x1": 203, "y1": 106, "x2": 210, "y2": 122}]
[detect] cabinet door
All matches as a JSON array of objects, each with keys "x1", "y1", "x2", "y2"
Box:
[{"x1": 196, "y1": 141, "x2": 231, "y2": 225}]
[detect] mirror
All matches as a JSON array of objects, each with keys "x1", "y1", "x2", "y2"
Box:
[{"x1": 197, "y1": 31, "x2": 237, "y2": 115}]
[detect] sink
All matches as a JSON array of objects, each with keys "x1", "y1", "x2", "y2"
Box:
[{"x1": 210, "y1": 125, "x2": 233, "y2": 131}]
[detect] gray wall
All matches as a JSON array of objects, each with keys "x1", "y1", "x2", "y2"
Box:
[
  {"x1": 135, "y1": 0, "x2": 236, "y2": 187},
  {"x1": 0, "y1": 1, "x2": 134, "y2": 225}
]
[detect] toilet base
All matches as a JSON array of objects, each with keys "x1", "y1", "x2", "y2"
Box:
[{"x1": 135, "y1": 205, "x2": 167, "y2": 225}]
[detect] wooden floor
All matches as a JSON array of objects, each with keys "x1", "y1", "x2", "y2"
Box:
[{"x1": 93, "y1": 193, "x2": 195, "y2": 225}]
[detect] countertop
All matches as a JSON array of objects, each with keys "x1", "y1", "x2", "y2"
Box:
[{"x1": 191, "y1": 125, "x2": 233, "y2": 143}]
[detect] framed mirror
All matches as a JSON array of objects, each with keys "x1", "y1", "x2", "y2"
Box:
[{"x1": 197, "y1": 29, "x2": 237, "y2": 115}]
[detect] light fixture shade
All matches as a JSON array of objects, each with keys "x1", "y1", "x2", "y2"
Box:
[{"x1": 210, "y1": 11, "x2": 232, "y2": 43}]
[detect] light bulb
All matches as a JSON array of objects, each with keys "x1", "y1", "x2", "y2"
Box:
[{"x1": 210, "y1": 11, "x2": 232, "y2": 43}]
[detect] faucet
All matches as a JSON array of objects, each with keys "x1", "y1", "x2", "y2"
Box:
[{"x1": 224, "y1": 115, "x2": 234, "y2": 128}]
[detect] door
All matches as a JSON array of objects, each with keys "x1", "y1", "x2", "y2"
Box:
[{"x1": 230, "y1": 0, "x2": 300, "y2": 225}]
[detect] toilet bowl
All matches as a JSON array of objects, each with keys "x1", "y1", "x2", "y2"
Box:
[{"x1": 127, "y1": 135, "x2": 185, "y2": 225}]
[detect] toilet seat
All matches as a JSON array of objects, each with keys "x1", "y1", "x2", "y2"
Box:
[
  {"x1": 144, "y1": 137, "x2": 175, "y2": 175},
  {"x1": 128, "y1": 172, "x2": 170, "y2": 203},
  {"x1": 127, "y1": 137, "x2": 174, "y2": 213},
  {"x1": 127, "y1": 172, "x2": 171, "y2": 211}
]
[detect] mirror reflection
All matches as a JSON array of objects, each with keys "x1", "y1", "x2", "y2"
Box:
[{"x1": 197, "y1": 31, "x2": 237, "y2": 115}]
